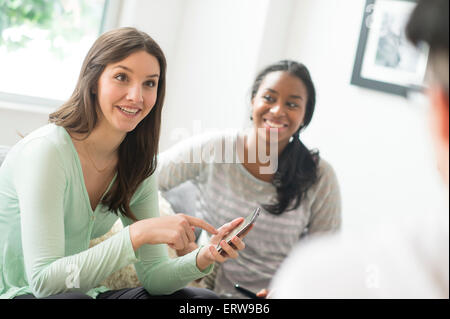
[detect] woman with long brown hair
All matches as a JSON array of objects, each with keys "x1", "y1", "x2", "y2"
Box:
[{"x1": 0, "y1": 27, "x2": 247, "y2": 299}]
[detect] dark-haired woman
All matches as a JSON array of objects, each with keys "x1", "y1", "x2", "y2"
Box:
[
  {"x1": 0, "y1": 27, "x2": 248, "y2": 299},
  {"x1": 158, "y1": 60, "x2": 342, "y2": 298}
]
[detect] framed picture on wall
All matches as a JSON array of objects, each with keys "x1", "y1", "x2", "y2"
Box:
[{"x1": 351, "y1": 0, "x2": 429, "y2": 97}]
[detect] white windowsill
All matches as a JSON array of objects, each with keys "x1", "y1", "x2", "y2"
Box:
[{"x1": 0, "y1": 99, "x2": 56, "y2": 115}]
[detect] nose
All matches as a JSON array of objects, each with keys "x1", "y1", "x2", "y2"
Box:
[
  {"x1": 127, "y1": 84, "x2": 143, "y2": 103},
  {"x1": 269, "y1": 104, "x2": 285, "y2": 116}
]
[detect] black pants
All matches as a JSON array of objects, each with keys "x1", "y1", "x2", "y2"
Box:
[{"x1": 14, "y1": 287, "x2": 219, "y2": 299}]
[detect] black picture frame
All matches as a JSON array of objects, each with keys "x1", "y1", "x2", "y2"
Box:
[{"x1": 351, "y1": 0, "x2": 428, "y2": 97}]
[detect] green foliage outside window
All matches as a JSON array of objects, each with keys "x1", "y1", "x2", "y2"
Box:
[{"x1": 0, "y1": 0, "x2": 104, "y2": 56}]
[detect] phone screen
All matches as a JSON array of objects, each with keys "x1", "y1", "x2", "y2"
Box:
[{"x1": 216, "y1": 207, "x2": 260, "y2": 252}]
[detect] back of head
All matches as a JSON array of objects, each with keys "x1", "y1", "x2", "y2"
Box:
[
  {"x1": 407, "y1": 0, "x2": 449, "y2": 94},
  {"x1": 407, "y1": 0, "x2": 449, "y2": 187}
]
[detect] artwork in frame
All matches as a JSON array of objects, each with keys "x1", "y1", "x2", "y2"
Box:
[{"x1": 351, "y1": 0, "x2": 429, "y2": 97}]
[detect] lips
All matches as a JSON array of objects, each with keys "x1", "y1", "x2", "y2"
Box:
[
  {"x1": 263, "y1": 119, "x2": 289, "y2": 129},
  {"x1": 116, "y1": 105, "x2": 142, "y2": 117}
]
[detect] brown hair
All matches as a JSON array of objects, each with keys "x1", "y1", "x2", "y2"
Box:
[{"x1": 49, "y1": 27, "x2": 167, "y2": 221}]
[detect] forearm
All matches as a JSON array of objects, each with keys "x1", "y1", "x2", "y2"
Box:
[
  {"x1": 157, "y1": 143, "x2": 205, "y2": 191},
  {"x1": 196, "y1": 246, "x2": 215, "y2": 271},
  {"x1": 136, "y1": 246, "x2": 214, "y2": 295},
  {"x1": 129, "y1": 219, "x2": 147, "y2": 251},
  {"x1": 28, "y1": 227, "x2": 137, "y2": 298}
]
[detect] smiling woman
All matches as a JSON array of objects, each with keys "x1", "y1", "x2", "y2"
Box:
[
  {"x1": 157, "y1": 60, "x2": 342, "y2": 298},
  {"x1": 49, "y1": 28, "x2": 167, "y2": 221},
  {"x1": 0, "y1": 27, "x2": 246, "y2": 300},
  {"x1": 95, "y1": 51, "x2": 160, "y2": 134}
]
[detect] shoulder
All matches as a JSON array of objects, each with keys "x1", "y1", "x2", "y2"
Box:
[
  {"x1": 130, "y1": 172, "x2": 158, "y2": 204},
  {"x1": 178, "y1": 130, "x2": 238, "y2": 149},
  {"x1": 316, "y1": 157, "x2": 338, "y2": 183},
  {"x1": 159, "y1": 130, "x2": 239, "y2": 161},
  {"x1": 271, "y1": 212, "x2": 449, "y2": 298},
  {"x1": 8, "y1": 124, "x2": 69, "y2": 164},
  {"x1": 308, "y1": 157, "x2": 340, "y2": 196}
]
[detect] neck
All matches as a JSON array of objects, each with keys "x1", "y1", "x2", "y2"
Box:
[
  {"x1": 246, "y1": 130, "x2": 289, "y2": 162},
  {"x1": 72, "y1": 119, "x2": 126, "y2": 160},
  {"x1": 85, "y1": 127, "x2": 125, "y2": 158}
]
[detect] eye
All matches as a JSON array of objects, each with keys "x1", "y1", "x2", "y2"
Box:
[
  {"x1": 263, "y1": 95, "x2": 275, "y2": 103},
  {"x1": 114, "y1": 73, "x2": 128, "y2": 82},
  {"x1": 144, "y1": 80, "x2": 156, "y2": 88},
  {"x1": 287, "y1": 102, "x2": 299, "y2": 109}
]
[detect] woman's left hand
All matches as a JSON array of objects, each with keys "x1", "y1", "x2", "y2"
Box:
[{"x1": 196, "y1": 217, "x2": 252, "y2": 271}]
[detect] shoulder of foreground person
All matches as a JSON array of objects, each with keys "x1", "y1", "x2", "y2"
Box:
[{"x1": 270, "y1": 211, "x2": 449, "y2": 299}]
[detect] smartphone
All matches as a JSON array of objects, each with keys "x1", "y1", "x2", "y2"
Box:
[
  {"x1": 234, "y1": 284, "x2": 263, "y2": 299},
  {"x1": 216, "y1": 207, "x2": 260, "y2": 254}
]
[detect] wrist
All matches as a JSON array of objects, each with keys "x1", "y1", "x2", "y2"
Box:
[
  {"x1": 129, "y1": 220, "x2": 146, "y2": 251},
  {"x1": 196, "y1": 245, "x2": 214, "y2": 271}
]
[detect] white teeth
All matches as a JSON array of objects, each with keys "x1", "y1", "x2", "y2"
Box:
[
  {"x1": 118, "y1": 106, "x2": 139, "y2": 114},
  {"x1": 265, "y1": 120, "x2": 287, "y2": 128}
]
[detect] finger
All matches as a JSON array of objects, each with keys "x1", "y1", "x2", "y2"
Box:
[
  {"x1": 237, "y1": 223, "x2": 254, "y2": 239},
  {"x1": 184, "y1": 215, "x2": 218, "y2": 235},
  {"x1": 256, "y1": 289, "x2": 268, "y2": 298},
  {"x1": 219, "y1": 240, "x2": 239, "y2": 259},
  {"x1": 230, "y1": 217, "x2": 245, "y2": 228},
  {"x1": 171, "y1": 229, "x2": 188, "y2": 251},
  {"x1": 217, "y1": 217, "x2": 244, "y2": 234},
  {"x1": 181, "y1": 221, "x2": 196, "y2": 243},
  {"x1": 181, "y1": 228, "x2": 190, "y2": 249},
  {"x1": 230, "y1": 236, "x2": 246, "y2": 251},
  {"x1": 172, "y1": 236, "x2": 184, "y2": 250},
  {"x1": 208, "y1": 245, "x2": 227, "y2": 263}
]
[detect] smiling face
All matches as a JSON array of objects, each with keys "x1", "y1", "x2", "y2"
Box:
[
  {"x1": 95, "y1": 50, "x2": 160, "y2": 135},
  {"x1": 251, "y1": 71, "x2": 309, "y2": 148}
]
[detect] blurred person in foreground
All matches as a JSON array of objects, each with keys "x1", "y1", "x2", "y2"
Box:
[{"x1": 269, "y1": 0, "x2": 449, "y2": 298}]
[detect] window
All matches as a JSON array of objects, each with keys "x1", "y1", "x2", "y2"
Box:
[{"x1": 0, "y1": 0, "x2": 117, "y2": 107}]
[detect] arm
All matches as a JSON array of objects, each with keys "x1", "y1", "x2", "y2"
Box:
[
  {"x1": 157, "y1": 136, "x2": 203, "y2": 191},
  {"x1": 126, "y1": 174, "x2": 249, "y2": 295},
  {"x1": 124, "y1": 174, "x2": 215, "y2": 295},
  {"x1": 157, "y1": 133, "x2": 226, "y2": 191},
  {"x1": 15, "y1": 138, "x2": 138, "y2": 298},
  {"x1": 307, "y1": 160, "x2": 342, "y2": 235}
]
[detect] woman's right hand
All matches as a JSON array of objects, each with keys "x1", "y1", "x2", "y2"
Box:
[{"x1": 129, "y1": 214, "x2": 218, "y2": 251}]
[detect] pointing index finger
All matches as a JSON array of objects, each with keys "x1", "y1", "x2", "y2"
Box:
[{"x1": 184, "y1": 215, "x2": 218, "y2": 235}]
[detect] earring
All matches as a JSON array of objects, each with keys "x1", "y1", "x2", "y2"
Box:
[{"x1": 289, "y1": 136, "x2": 294, "y2": 143}]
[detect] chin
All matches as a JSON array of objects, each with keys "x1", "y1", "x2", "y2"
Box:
[
  {"x1": 257, "y1": 129, "x2": 287, "y2": 145},
  {"x1": 113, "y1": 122, "x2": 139, "y2": 134}
]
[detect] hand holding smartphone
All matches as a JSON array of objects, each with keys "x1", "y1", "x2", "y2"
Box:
[{"x1": 216, "y1": 207, "x2": 260, "y2": 254}]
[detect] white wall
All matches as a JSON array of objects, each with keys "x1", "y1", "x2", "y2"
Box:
[
  {"x1": 282, "y1": 0, "x2": 444, "y2": 230},
  {"x1": 0, "y1": 0, "x2": 445, "y2": 232},
  {"x1": 0, "y1": 106, "x2": 48, "y2": 145},
  {"x1": 155, "y1": 0, "x2": 272, "y2": 150}
]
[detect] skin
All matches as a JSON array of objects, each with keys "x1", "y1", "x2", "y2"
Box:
[
  {"x1": 244, "y1": 71, "x2": 310, "y2": 297},
  {"x1": 241, "y1": 71, "x2": 309, "y2": 183},
  {"x1": 428, "y1": 86, "x2": 449, "y2": 187},
  {"x1": 71, "y1": 50, "x2": 248, "y2": 272}
]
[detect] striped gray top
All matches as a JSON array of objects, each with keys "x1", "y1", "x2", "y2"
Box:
[{"x1": 157, "y1": 131, "x2": 342, "y2": 298}]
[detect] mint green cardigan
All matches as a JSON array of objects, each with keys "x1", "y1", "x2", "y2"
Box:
[{"x1": 0, "y1": 124, "x2": 212, "y2": 299}]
